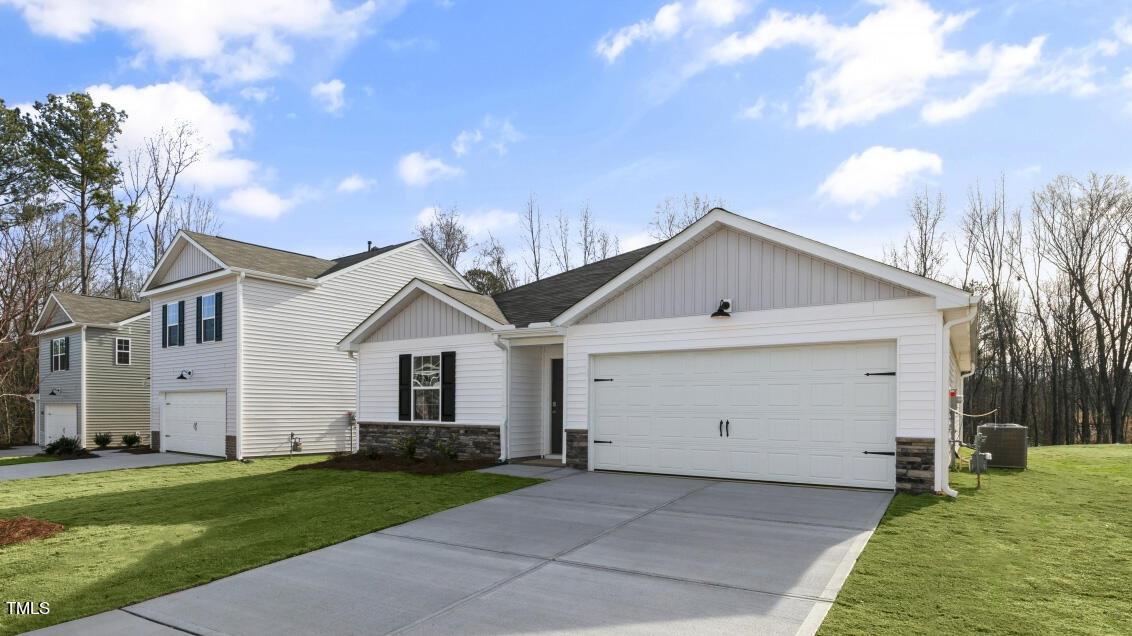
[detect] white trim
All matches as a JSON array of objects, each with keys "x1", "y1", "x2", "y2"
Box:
[
  {"x1": 229, "y1": 267, "x2": 319, "y2": 288},
  {"x1": 235, "y1": 272, "x2": 245, "y2": 459},
  {"x1": 200, "y1": 292, "x2": 218, "y2": 343},
  {"x1": 32, "y1": 294, "x2": 75, "y2": 333},
  {"x1": 142, "y1": 231, "x2": 227, "y2": 292},
  {"x1": 115, "y1": 337, "x2": 132, "y2": 366},
  {"x1": 338, "y1": 279, "x2": 507, "y2": 351},
  {"x1": 80, "y1": 325, "x2": 87, "y2": 445},
  {"x1": 410, "y1": 353, "x2": 443, "y2": 422},
  {"x1": 554, "y1": 209, "x2": 975, "y2": 326},
  {"x1": 34, "y1": 312, "x2": 149, "y2": 336},
  {"x1": 415, "y1": 240, "x2": 474, "y2": 291},
  {"x1": 139, "y1": 270, "x2": 234, "y2": 298},
  {"x1": 50, "y1": 336, "x2": 69, "y2": 372}
]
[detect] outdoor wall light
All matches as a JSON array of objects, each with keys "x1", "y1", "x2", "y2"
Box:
[
  {"x1": 711, "y1": 299, "x2": 732, "y2": 319},
  {"x1": 48, "y1": 389, "x2": 59, "y2": 396},
  {"x1": 176, "y1": 370, "x2": 194, "y2": 380}
]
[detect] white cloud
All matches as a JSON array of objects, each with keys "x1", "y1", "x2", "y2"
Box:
[
  {"x1": 818, "y1": 146, "x2": 942, "y2": 207},
  {"x1": 311, "y1": 78, "x2": 346, "y2": 114},
  {"x1": 337, "y1": 173, "x2": 374, "y2": 192},
  {"x1": 620, "y1": 231, "x2": 655, "y2": 252},
  {"x1": 596, "y1": 0, "x2": 749, "y2": 63},
  {"x1": 451, "y1": 116, "x2": 523, "y2": 156},
  {"x1": 239, "y1": 86, "x2": 273, "y2": 103},
  {"x1": 4, "y1": 0, "x2": 386, "y2": 82},
  {"x1": 740, "y1": 96, "x2": 766, "y2": 119},
  {"x1": 692, "y1": 0, "x2": 748, "y2": 26},
  {"x1": 922, "y1": 37, "x2": 1045, "y2": 123},
  {"x1": 221, "y1": 186, "x2": 297, "y2": 219},
  {"x1": 414, "y1": 206, "x2": 520, "y2": 239},
  {"x1": 397, "y1": 152, "x2": 462, "y2": 186},
  {"x1": 86, "y1": 82, "x2": 255, "y2": 190}
]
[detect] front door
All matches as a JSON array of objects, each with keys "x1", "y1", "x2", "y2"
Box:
[{"x1": 550, "y1": 358, "x2": 564, "y2": 454}]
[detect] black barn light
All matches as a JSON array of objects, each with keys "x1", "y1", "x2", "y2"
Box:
[{"x1": 711, "y1": 299, "x2": 732, "y2": 319}]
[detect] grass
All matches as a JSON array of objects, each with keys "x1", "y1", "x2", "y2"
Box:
[
  {"x1": 0, "y1": 456, "x2": 537, "y2": 634},
  {"x1": 821, "y1": 445, "x2": 1132, "y2": 636},
  {"x1": 0, "y1": 455, "x2": 59, "y2": 467}
]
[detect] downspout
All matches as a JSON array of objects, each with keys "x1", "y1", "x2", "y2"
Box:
[
  {"x1": 353, "y1": 351, "x2": 360, "y2": 453},
  {"x1": 235, "y1": 272, "x2": 245, "y2": 459},
  {"x1": 493, "y1": 335, "x2": 511, "y2": 462},
  {"x1": 938, "y1": 304, "x2": 978, "y2": 498}
]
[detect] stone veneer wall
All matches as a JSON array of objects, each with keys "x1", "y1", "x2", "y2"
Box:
[
  {"x1": 359, "y1": 422, "x2": 500, "y2": 461},
  {"x1": 225, "y1": 435, "x2": 237, "y2": 460},
  {"x1": 150, "y1": 435, "x2": 160, "y2": 452},
  {"x1": 565, "y1": 429, "x2": 588, "y2": 469},
  {"x1": 896, "y1": 437, "x2": 935, "y2": 494}
]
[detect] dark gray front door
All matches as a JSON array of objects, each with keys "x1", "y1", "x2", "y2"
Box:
[{"x1": 551, "y1": 358, "x2": 563, "y2": 455}]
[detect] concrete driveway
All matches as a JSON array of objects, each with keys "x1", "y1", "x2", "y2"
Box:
[
  {"x1": 35, "y1": 467, "x2": 891, "y2": 636},
  {"x1": 0, "y1": 446, "x2": 215, "y2": 481}
]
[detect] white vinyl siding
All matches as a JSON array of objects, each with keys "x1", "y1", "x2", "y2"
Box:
[
  {"x1": 155, "y1": 242, "x2": 222, "y2": 286},
  {"x1": 150, "y1": 277, "x2": 239, "y2": 443},
  {"x1": 508, "y1": 345, "x2": 544, "y2": 458},
  {"x1": 241, "y1": 241, "x2": 467, "y2": 456},
  {"x1": 358, "y1": 333, "x2": 503, "y2": 427},
  {"x1": 565, "y1": 297, "x2": 942, "y2": 441},
  {"x1": 367, "y1": 292, "x2": 488, "y2": 342},
  {"x1": 578, "y1": 226, "x2": 923, "y2": 325}
]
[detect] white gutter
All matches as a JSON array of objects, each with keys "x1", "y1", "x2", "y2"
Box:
[
  {"x1": 493, "y1": 335, "x2": 511, "y2": 462},
  {"x1": 938, "y1": 303, "x2": 978, "y2": 498}
]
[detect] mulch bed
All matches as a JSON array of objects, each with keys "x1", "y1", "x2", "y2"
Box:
[
  {"x1": 0, "y1": 517, "x2": 65, "y2": 547},
  {"x1": 37, "y1": 449, "x2": 99, "y2": 461},
  {"x1": 116, "y1": 447, "x2": 157, "y2": 454},
  {"x1": 292, "y1": 452, "x2": 497, "y2": 475}
]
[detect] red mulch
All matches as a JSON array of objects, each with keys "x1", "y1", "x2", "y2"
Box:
[
  {"x1": 291, "y1": 452, "x2": 496, "y2": 475},
  {"x1": 0, "y1": 517, "x2": 65, "y2": 547}
]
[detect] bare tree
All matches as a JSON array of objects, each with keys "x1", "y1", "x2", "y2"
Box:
[
  {"x1": 648, "y1": 193, "x2": 723, "y2": 240},
  {"x1": 415, "y1": 205, "x2": 470, "y2": 269},
  {"x1": 474, "y1": 233, "x2": 518, "y2": 291},
  {"x1": 577, "y1": 203, "x2": 596, "y2": 265},
  {"x1": 885, "y1": 188, "x2": 948, "y2": 280},
  {"x1": 521, "y1": 193, "x2": 544, "y2": 281},
  {"x1": 145, "y1": 123, "x2": 201, "y2": 267},
  {"x1": 550, "y1": 210, "x2": 571, "y2": 272},
  {"x1": 596, "y1": 229, "x2": 619, "y2": 260},
  {"x1": 108, "y1": 148, "x2": 151, "y2": 299},
  {"x1": 166, "y1": 190, "x2": 222, "y2": 238}
]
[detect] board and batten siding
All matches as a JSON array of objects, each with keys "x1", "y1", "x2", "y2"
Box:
[
  {"x1": 241, "y1": 241, "x2": 467, "y2": 456},
  {"x1": 85, "y1": 320, "x2": 151, "y2": 446},
  {"x1": 149, "y1": 277, "x2": 239, "y2": 444},
  {"x1": 38, "y1": 327, "x2": 82, "y2": 436},
  {"x1": 357, "y1": 333, "x2": 504, "y2": 428},
  {"x1": 578, "y1": 226, "x2": 923, "y2": 325},
  {"x1": 155, "y1": 242, "x2": 221, "y2": 286},
  {"x1": 565, "y1": 296, "x2": 944, "y2": 440},
  {"x1": 367, "y1": 291, "x2": 487, "y2": 342}
]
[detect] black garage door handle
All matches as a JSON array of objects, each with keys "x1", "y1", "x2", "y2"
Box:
[
  {"x1": 862, "y1": 451, "x2": 895, "y2": 455},
  {"x1": 719, "y1": 420, "x2": 723, "y2": 437}
]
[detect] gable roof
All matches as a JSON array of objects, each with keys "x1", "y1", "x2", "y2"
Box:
[
  {"x1": 33, "y1": 293, "x2": 149, "y2": 334},
  {"x1": 183, "y1": 231, "x2": 412, "y2": 280},
  {"x1": 419, "y1": 280, "x2": 508, "y2": 325}
]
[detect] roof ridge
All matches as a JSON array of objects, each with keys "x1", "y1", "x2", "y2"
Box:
[
  {"x1": 184, "y1": 230, "x2": 334, "y2": 263},
  {"x1": 54, "y1": 292, "x2": 144, "y2": 304},
  {"x1": 493, "y1": 241, "x2": 665, "y2": 300}
]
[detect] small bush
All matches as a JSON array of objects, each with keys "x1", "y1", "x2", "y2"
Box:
[
  {"x1": 434, "y1": 438, "x2": 459, "y2": 461},
  {"x1": 398, "y1": 435, "x2": 418, "y2": 459},
  {"x1": 121, "y1": 433, "x2": 141, "y2": 448},
  {"x1": 45, "y1": 436, "x2": 81, "y2": 456},
  {"x1": 93, "y1": 432, "x2": 112, "y2": 449},
  {"x1": 364, "y1": 448, "x2": 380, "y2": 460}
]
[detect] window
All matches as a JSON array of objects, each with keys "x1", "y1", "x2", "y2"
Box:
[
  {"x1": 167, "y1": 302, "x2": 179, "y2": 346},
  {"x1": 412, "y1": 354, "x2": 441, "y2": 421},
  {"x1": 51, "y1": 337, "x2": 68, "y2": 372},
  {"x1": 201, "y1": 294, "x2": 216, "y2": 342},
  {"x1": 115, "y1": 338, "x2": 131, "y2": 365}
]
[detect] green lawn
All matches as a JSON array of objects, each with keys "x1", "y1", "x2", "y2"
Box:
[
  {"x1": 0, "y1": 455, "x2": 58, "y2": 467},
  {"x1": 821, "y1": 445, "x2": 1132, "y2": 635},
  {"x1": 0, "y1": 456, "x2": 537, "y2": 634}
]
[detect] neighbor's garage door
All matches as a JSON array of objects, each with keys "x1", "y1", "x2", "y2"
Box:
[
  {"x1": 162, "y1": 391, "x2": 226, "y2": 456},
  {"x1": 43, "y1": 403, "x2": 77, "y2": 444},
  {"x1": 591, "y1": 341, "x2": 898, "y2": 489}
]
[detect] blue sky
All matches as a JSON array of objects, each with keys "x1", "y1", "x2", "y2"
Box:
[{"x1": 3, "y1": 0, "x2": 1131, "y2": 279}]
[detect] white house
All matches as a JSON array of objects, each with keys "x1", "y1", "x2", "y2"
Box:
[
  {"x1": 339, "y1": 209, "x2": 978, "y2": 494},
  {"x1": 140, "y1": 230, "x2": 468, "y2": 458}
]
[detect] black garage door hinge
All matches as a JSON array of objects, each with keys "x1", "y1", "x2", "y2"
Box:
[
  {"x1": 862, "y1": 450, "x2": 895, "y2": 455},
  {"x1": 864, "y1": 371, "x2": 896, "y2": 376},
  {"x1": 593, "y1": 378, "x2": 614, "y2": 382}
]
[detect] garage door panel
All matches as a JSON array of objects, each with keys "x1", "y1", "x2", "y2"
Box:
[
  {"x1": 591, "y1": 341, "x2": 897, "y2": 489},
  {"x1": 163, "y1": 391, "x2": 226, "y2": 457},
  {"x1": 44, "y1": 404, "x2": 78, "y2": 443}
]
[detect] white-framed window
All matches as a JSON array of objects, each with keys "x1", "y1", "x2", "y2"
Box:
[
  {"x1": 51, "y1": 337, "x2": 68, "y2": 372},
  {"x1": 115, "y1": 338, "x2": 131, "y2": 365},
  {"x1": 201, "y1": 293, "x2": 216, "y2": 342},
  {"x1": 412, "y1": 354, "x2": 441, "y2": 421},
  {"x1": 167, "y1": 302, "x2": 180, "y2": 345}
]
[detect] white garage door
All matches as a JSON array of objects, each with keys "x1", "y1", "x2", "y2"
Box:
[
  {"x1": 591, "y1": 341, "x2": 898, "y2": 489},
  {"x1": 43, "y1": 404, "x2": 77, "y2": 444},
  {"x1": 163, "y1": 391, "x2": 226, "y2": 457}
]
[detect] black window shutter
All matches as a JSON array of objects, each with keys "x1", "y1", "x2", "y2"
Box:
[
  {"x1": 177, "y1": 300, "x2": 186, "y2": 346},
  {"x1": 214, "y1": 291, "x2": 223, "y2": 341},
  {"x1": 398, "y1": 354, "x2": 412, "y2": 421},
  {"x1": 161, "y1": 304, "x2": 168, "y2": 348},
  {"x1": 196, "y1": 296, "x2": 203, "y2": 344},
  {"x1": 63, "y1": 336, "x2": 70, "y2": 371},
  {"x1": 441, "y1": 351, "x2": 456, "y2": 422}
]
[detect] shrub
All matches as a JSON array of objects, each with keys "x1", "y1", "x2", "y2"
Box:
[
  {"x1": 398, "y1": 435, "x2": 418, "y2": 459},
  {"x1": 121, "y1": 432, "x2": 141, "y2": 448},
  {"x1": 45, "y1": 436, "x2": 81, "y2": 456},
  {"x1": 434, "y1": 438, "x2": 459, "y2": 461},
  {"x1": 93, "y1": 432, "x2": 112, "y2": 449},
  {"x1": 364, "y1": 448, "x2": 380, "y2": 460}
]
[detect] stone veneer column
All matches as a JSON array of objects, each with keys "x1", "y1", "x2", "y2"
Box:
[
  {"x1": 358, "y1": 422, "x2": 500, "y2": 461},
  {"x1": 225, "y1": 435, "x2": 237, "y2": 460},
  {"x1": 149, "y1": 434, "x2": 160, "y2": 452},
  {"x1": 895, "y1": 437, "x2": 935, "y2": 494},
  {"x1": 564, "y1": 429, "x2": 588, "y2": 469}
]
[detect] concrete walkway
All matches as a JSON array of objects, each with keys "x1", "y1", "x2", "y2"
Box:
[
  {"x1": 33, "y1": 469, "x2": 891, "y2": 636},
  {"x1": 0, "y1": 446, "x2": 215, "y2": 481}
]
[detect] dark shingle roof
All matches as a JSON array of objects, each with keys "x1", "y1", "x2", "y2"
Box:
[
  {"x1": 419, "y1": 280, "x2": 507, "y2": 325},
  {"x1": 492, "y1": 242, "x2": 665, "y2": 327},
  {"x1": 52, "y1": 293, "x2": 148, "y2": 325},
  {"x1": 183, "y1": 231, "x2": 412, "y2": 280}
]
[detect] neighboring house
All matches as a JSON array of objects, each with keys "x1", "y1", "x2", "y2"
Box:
[
  {"x1": 339, "y1": 208, "x2": 979, "y2": 494},
  {"x1": 31, "y1": 293, "x2": 151, "y2": 447},
  {"x1": 139, "y1": 230, "x2": 468, "y2": 459}
]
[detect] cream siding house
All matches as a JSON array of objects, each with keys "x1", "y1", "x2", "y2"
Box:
[
  {"x1": 141, "y1": 231, "x2": 467, "y2": 458},
  {"x1": 341, "y1": 209, "x2": 979, "y2": 495},
  {"x1": 32, "y1": 293, "x2": 151, "y2": 447}
]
